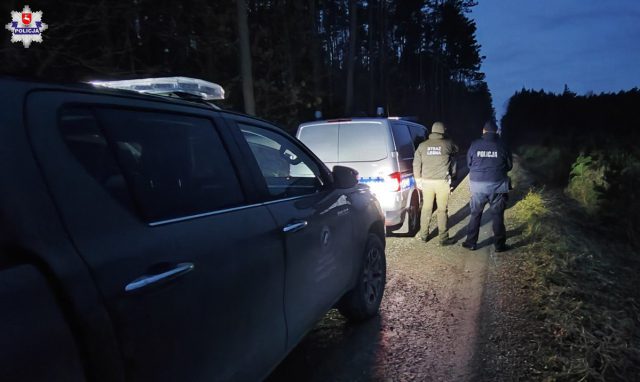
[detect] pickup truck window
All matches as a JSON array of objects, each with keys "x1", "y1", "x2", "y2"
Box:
[
  {"x1": 59, "y1": 107, "x2": 138, "y2": 214},
  {"x1": 239, "y1": 124, "x2": 323, "y2": 198},
  {"x1": 59, "y1": 106, "x2": 245, "y2": 222}
]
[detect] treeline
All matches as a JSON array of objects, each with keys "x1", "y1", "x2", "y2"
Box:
[
  {"x1": 502, "y1": 87, "x2": 640, "y2": 246},
  {"x1": 1, "y1": 0, "x2": 493, "y2": 142},
  {"x1": 502, "y1": 87, "x2": 640, "y2": 150}
]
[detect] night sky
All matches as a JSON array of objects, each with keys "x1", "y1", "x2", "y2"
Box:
[{"x1": 471, "y1": 0, "x2": 640, "y2": 121}]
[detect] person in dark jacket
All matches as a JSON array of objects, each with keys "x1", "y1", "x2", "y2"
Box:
[
  {"x1": 413, "y1": 122, "x2": 458, "y2": 245},
  {"x1": 462, "y1": 121, "x2": 513, "y2": 252}
]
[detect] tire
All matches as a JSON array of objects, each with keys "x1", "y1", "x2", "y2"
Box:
[
  {"x1": 407, "y1": 194, "x2": 420, "y2": 236},
  {"x1": 338, "y1": 233, "x2": 386, "y2": 321},
  {"x1": 388, "y1": 193, "x2": 419, "y2": 237}
]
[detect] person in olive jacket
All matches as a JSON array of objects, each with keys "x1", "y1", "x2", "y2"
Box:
[
  {"x1": 462, "y1": 121, "x2": 513, "y2": 252},
  {"x1": 413, "y1": 122, "x2": 458, "y2": 245}
]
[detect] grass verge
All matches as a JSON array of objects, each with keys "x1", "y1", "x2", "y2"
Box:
[{"x1": 506, "y1": 174, "x2": 640, "y2": 380}]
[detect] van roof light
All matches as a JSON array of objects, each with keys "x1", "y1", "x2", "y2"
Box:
[
  {"x1": 376, "y1": 106, "x2": 385, "y2": 117},
  {"x1": 89, "y1": 77, "x2": 225, "y2": 100},
  {"x1": 390, "y1": 116, "x2": 418, "y2": 122}
]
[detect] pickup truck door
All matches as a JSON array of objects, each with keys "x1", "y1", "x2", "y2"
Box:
[
  {"x1": 226, "y1": 117, "x2": 356, "y2": 348},
  {"x1": 0, "y1": 264, "x2": 85, "y2": 382},
  {"x1": 26, "y1": 91, "x2": 286, "y2": 382}
]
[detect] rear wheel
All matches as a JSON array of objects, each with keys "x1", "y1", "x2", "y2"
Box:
[
  {"x1": 388, "y1": 193, "x2": 420, "y2": 236},
  {"x1": 407, "y1": 194, "x2": 420, "y2": 236},
  {"x1": 338, "y1": 233, "x2": 386, "y2": 321}
]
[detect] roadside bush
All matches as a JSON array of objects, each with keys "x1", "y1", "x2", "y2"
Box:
[
  {"x1": 516, "y1": 145, "x2": 572, "y2": 186},
  {"x1": 598, "y1": 151, "x2": 640, "y2": 247},
  {"x1": 511, "y1": 188, "x2": 549, "y2": 238},
  {"x1": 564, "y1": 150, "x2": 640, "y2": 247},
  {"x1": 565, "y1": 154, "x2": 608, "y2": 214}
]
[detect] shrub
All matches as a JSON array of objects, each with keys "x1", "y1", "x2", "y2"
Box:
[
  {"x1": 517, "y1": 145, "x2": 572, "y2": 186},
  {"x1": 511, "y1": 189, "x2": 550, "y2": 237},
  {"x1": 598, "y1": 151, "x2": 640, "y2": 247},
  {"x1": 562, "y1": 150, "x2": 640, "y2": 247},
  {"x1": 565, "y1": 154, "x2": 608, "y2": 214}
]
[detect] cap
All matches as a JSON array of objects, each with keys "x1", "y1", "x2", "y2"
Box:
[
  {"x1": 431, "y1": 122, "x2": 446, "y2": 134},
  {"x1": 483, "y1": 121, "x2": 497, "y2": 132}
]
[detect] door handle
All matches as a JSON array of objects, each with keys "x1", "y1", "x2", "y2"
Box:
[
  {"x1": 283, "y1": 220, "x2": 308, "y2": 234},
  {"x1": 125, "y1": 262, "x2": 195, "y2": 292}
]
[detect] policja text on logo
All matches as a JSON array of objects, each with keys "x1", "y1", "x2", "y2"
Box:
[{"x1": 5, "y1": 5, "x2": 47, "y2": 48}]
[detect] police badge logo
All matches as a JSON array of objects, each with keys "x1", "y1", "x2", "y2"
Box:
[{"x1": 6, "y1": 5, "x2": 48, "y2": 48}]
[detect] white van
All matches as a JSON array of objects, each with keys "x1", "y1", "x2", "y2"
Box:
[{"x1": 297, "y1": 117, "x2": 428, "y2": 234}]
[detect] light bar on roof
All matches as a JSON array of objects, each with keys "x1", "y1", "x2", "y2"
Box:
[{"x1": 89, "y1": 77, "x2": 225, "y2": 100}]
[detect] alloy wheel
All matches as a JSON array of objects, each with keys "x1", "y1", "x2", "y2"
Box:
[{"x1": 363, "y1": 245, "x2": 384, "y2": 305}]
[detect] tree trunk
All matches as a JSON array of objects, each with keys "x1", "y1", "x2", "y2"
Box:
[
  {"x1": 344, "y1": 0, "x2": 358, "y2": 115},
  {"x1": 308, "y1": 0, "x2": 322, "y2": 108},
  {"x1": 281, "y1": 1, "x2": 296, "y2": 103},
  {"x1": 379, "y1": 0, "x2": 386, "y2": 114},
  {"x1": 368, "y1": 0, "x2": 375, "y2": 113},
  {"x1": 236, "y1": 0, "x2": 256, "y2": 115}
]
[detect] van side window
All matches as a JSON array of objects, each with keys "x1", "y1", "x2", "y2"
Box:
[
  {"x1": 409, "y1": 124, "x2": 427, "y2": 149},
  {"x1": 239, "y1": 124, "x2": 324, "y2": 198},
  {"x1": 391, "y1": 123, "x2": 414, "y2": 159},
  {"x1": 59, "y1": 107, "x2": 245, "y2": 222}
]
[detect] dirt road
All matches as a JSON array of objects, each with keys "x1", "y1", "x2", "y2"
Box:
[{"x1": 268, "y1": 173, "x2": 507, "y2": 381}]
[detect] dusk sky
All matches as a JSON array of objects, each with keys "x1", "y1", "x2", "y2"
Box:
[{"x1": 471, "y1": 0, "x2": 640, "y2": 122}]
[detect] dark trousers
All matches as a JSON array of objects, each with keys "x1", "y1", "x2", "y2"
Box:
[{"x1": 465, "y1": 192, "x2": 507, "y2": 247}]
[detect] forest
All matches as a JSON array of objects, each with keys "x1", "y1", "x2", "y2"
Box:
[
  {"x1": 502, "y1": 87, "x2": 640, "y2": 245},
  {"x1": 497, "y1": 87, "x2": 640, "y2": 380},
  {"x1": 1, "y1": 0, "x2": 493, "y2": 145}
]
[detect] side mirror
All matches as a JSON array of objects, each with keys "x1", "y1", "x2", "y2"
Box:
[{"x1": 332, "y1": 166, "x2": 359, "y2": 189}]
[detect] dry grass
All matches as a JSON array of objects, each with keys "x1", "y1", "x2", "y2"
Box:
[{"x1": 508, "y1": 185, "x2": 640, "y2": 380}]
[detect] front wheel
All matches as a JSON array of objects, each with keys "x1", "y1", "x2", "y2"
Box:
[{"x1": 338, "y1": 233, "x2": 386, "y2": 321}]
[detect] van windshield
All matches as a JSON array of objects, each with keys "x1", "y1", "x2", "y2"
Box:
[{"x1": 338, "y1": 122, "x2": 388, "y2": 162}]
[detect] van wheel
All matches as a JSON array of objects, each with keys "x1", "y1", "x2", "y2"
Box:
[
  {"x1": 407, "y1": 195, "x2": 420, "y2": 236},
  {"x1": 338, "y1": 234, "x2": 386, "y2": 322}
]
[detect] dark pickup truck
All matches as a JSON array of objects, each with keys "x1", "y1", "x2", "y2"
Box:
[{"x1": 0, "y1": 77, "x2": 386, "y2": 381}]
